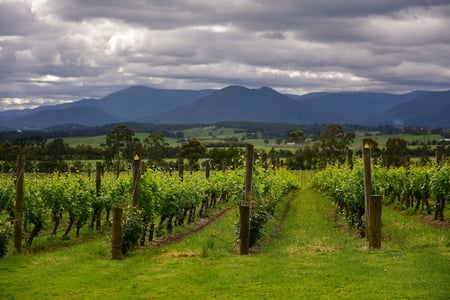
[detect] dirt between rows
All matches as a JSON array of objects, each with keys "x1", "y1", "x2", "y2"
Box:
[
  {"x1": 147, "y1": 207, "x2": 233, "y2": 248},
  {"x1": 415, "y1": 214, "x2": 450, "y2": 230}
]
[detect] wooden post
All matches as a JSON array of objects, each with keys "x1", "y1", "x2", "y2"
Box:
[
  {"x1": 222, "y1": 160, "x2": 226, "y2": 173},
  {"x1": 111, "y1": 207, "x2": 123, "y2": 260},
  {"x1": 95, "y1": 162, "x2": 102, "y2": 198},
  {"x1": 347, "y1": 149, "x2": 353, "y2": 170},
  {"x1": 362, "y1": 140, "x2": 372, "y2": 239},
  {"x1": 436, "y1": 145, "x2": 444, "y2": 165},
  {"x1": 205, "y1": 159, "x2": 210, "y2": 180},
  {"x1": 178, "y1": 158, "x2": 184, "y2": 182},
  {"x1": 132, "y1": 144, "x2": 142, "y2": 207},
  {"x1": 244, "y1": 144, "x2": 254, "y2": 205},
  {"x1": 368, "y1": 195, "x2": 382, "y2": 249},
  {"x1": 240, "y1": 144, "x2": 254, "y2": 255},
  {"x1": 14, "y1": 154, "x2": 25, "y2": 253},
  {"x1": 262, "y1": 152, "x2": 268, "y2": 171}
]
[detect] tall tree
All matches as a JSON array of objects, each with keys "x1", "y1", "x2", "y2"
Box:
[
  {"x1": 180, "y1": 137, "x2": 206, "y2": 170},
  {"x1": 144, "y1": 133, "x2": 169, "y2": 164},
  {"x1": 46, "y1": 138, "x2": 66, "y2": 161},
  {"x1": 383, "y1": 137, "x2": 408, "y2": 167},
  {"x1": 103, "y1": 124, "x2": 136, "y2": 174},
  {"x1": 289, "y1": 130, "x2": 304, "y2": 144},
  {"x1": 319, "y1": 124, "x2": 355, "y2": 165}
]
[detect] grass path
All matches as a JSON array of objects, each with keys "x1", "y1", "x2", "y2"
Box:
[{"x1": 1, "y1": 188, "x2": 449, "y2": 299}]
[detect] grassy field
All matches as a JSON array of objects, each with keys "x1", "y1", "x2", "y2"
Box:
[
  {"x1": 60, "y1": 126, "x2": 442, "y2": 153},
  {"x1": 1, "y1": 183, "x2": 449, "y2": 299},
  {"x1": 353, "y1": 132, "x2": 441, "y2": 148}
]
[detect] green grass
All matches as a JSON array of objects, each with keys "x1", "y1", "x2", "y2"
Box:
[
  {"x1": 353, "y1": 133, "x2": 441, "y2": 149},
  {"x1": 1, "y1": 188, "x2": 449, "y2": 299}
]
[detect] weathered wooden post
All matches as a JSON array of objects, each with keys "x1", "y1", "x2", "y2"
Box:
[
  {"x1": 240, "y1": 144, "x2": 253, "y2": 255},
  {"x1": 362, "y1": 140, "x2": 372, "y2": 239},
  {"x1": 178, "y1": 157, "x2": 184, "y2": 182},
  {"x1": 368, "y1": 195, "x2": 382, "y2": 249},
  {"x1": 262, "y1": 152, "x2": 268, "y2": 171},
  {"x1": 132, "y1": 143, "x2": 142, "y2": 207},
  {"x1": 436, "y1": 145, "x2": 444, "y2": 165},
  {"x1": 222, "y1": 160, "x2": 226, "y2": 173},
  {"x1": 94, "y1": 162, "x2": 103, "y2": 229},
  {"x1": 205, "y1": 159, "x2": 210, "y2": 179},
  {"x1": 111, "y1": 207, "x2": 123, "y2": 260},
  {"x1": 14, "y1": 154, "x2": 25, "y2": 253},
  {"x1": 96, "y1": 162, "x2": 102, "y2": 198},
  {"x1": 347, "y1": 149, "x2": 353, "y2": 170}
]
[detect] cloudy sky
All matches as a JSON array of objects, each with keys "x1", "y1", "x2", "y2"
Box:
[{"x1": 1, "y1": 0, "x2": 450, "y2": 110}]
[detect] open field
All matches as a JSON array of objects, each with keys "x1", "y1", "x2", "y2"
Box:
[
  {"x1": 353, "y1": 132, "x2": 442, "y2": 148},
  {"x1": 1, "y1": 185, "x2": 449, "y2": 299},
  {"x1": 60, "y1": 126, "x2": 443, "y2": 153}
]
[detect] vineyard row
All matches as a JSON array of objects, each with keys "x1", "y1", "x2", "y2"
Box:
[
  {"x1": 0, "y1": 164, "x2": 298, "y2": 256},
  {"x1": 311, "y1": 161, "x2": 450, "y2": 234}
]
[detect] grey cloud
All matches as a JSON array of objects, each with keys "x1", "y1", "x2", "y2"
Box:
[
  {"x1": 0, "y1": 0, "x2": 449, "y2": 110},
  {"x1": 0, "y1": 3, "x2": 36, "y2": 36}
]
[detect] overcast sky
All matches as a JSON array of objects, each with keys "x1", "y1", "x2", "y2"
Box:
[{"x1": 1, "y1": 0, "x2": 450, "y2": 110}]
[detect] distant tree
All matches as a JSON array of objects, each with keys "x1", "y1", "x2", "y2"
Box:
[
  {"x1": 319, "y1": 124, "x2": 355, "y2": 165},
  {"x1": 144, "y1": 133, "x2": 169, "y2": 165},
  {"x1": 383, "y1": 137, "x2": 408, "y2": 167},
  {"x1": 208, "y1": 145, "x2": 242, "y2": 169},
  {"x1": 289, "y1": 130, "x2": 304, "y2": 144},
  {"x1": 180, "y1": 137, "x2": 206, "y2": 170},
  {"x1": 286, "y1": 144, "x2": 321, "y2": 170},
  {"x1": 46, "y1": 138, "x2": 67, "y2": 161},
  {"x1": 103, "y1": 124, "x2": 136, "y2": 174},
  {"x1": 418, "y1": 143, "x2": 432, "y2": 166}
]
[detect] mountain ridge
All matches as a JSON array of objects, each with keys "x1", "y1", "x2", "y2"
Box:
[{"x1": 0, "y1": 85, "x2": 449, "y2": 130}]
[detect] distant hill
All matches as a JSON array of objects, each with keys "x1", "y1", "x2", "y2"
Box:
[
  {"x1": 289, "y1": 92, "x2": 420, "y2": 124},
  {"x1": 369, "y1": 90, "x2": 450, "y2": 127},
  {"x1": 0, "y1": 86, "x2": 215, "y2": 130},
  {"x1": 0, "y1": 85, "x2": 449, "y2": 130},
  {"x1": 92, "y1": 85, "x2": 215, "y2": 122},
  {"x1": 153, "y1": 86, "x2": 304, "y2": 124},
  {"x1": 9, "y1": 106, "x2": 121, "y2": 129}
]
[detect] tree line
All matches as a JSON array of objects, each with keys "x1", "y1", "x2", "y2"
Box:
[{"x1": 1, "y1": 123, "x2": 449, "y2": 173}]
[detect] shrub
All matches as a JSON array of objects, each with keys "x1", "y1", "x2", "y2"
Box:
[
  {"x1": 0, "y1": 221, "x2": 12, "y2": 258},
  {"x1": 121, "y1": 207, "x2": 143, "y2": 255}
]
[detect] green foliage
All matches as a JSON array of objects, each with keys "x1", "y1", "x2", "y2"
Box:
[
  {"x1": 311, "y1": 162, "x2": 365, "y2": 233},
  {"x1": 384, "y1": 137, "x2": 408, "y2": 167},
  {"x1": 180, "y1": 137, "x2": 207, "y2": 167},
  {"x1": 143, "y1": 133, "x2": 169, "y2": 163},
  {"x1": 122, "y1": 206, "x2": 144, "y2": 255},
  {"x1": 0, "y1": 221, "x2": 12, "y2": 257},
  {"x1": 430, "y1": 164, "x2": 450, "y2": 201},
  {"x1": 247, "y1": 167, "x2": 299, "y2": 245},
  {"x1": 289, "y1": 129, "x2": 304, "y2": 143},
  {"x1": 313, "y1": 161, "x2": 450, "y2": 228},
  {"x1": 319, "y1": 124, "x2": 355, "y2": 165},
  {"x1": 0, "y1": 178, "x2": 15, "y2": 215},
  {"x1": 2, "y1": 187, "x2": 449, "y2": 299},
  {"x1": 24, "y1": 187, "x2": 50, "y2": 228},
  {"x1": 249, "y1": 202, "x2": 273, "y2": 246}
]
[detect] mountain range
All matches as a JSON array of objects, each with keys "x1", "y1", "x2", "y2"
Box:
[{"x1": 0, "y1": 85, "x2": 449, "y2": 130}]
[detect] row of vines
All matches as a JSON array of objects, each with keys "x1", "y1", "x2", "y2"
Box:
[
  {"x1": 311, "y1": 160, "x2": 450, "y2": 235},
  {"x1": 0, "y1": 164, "x2": 298, "y2": 257}
]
